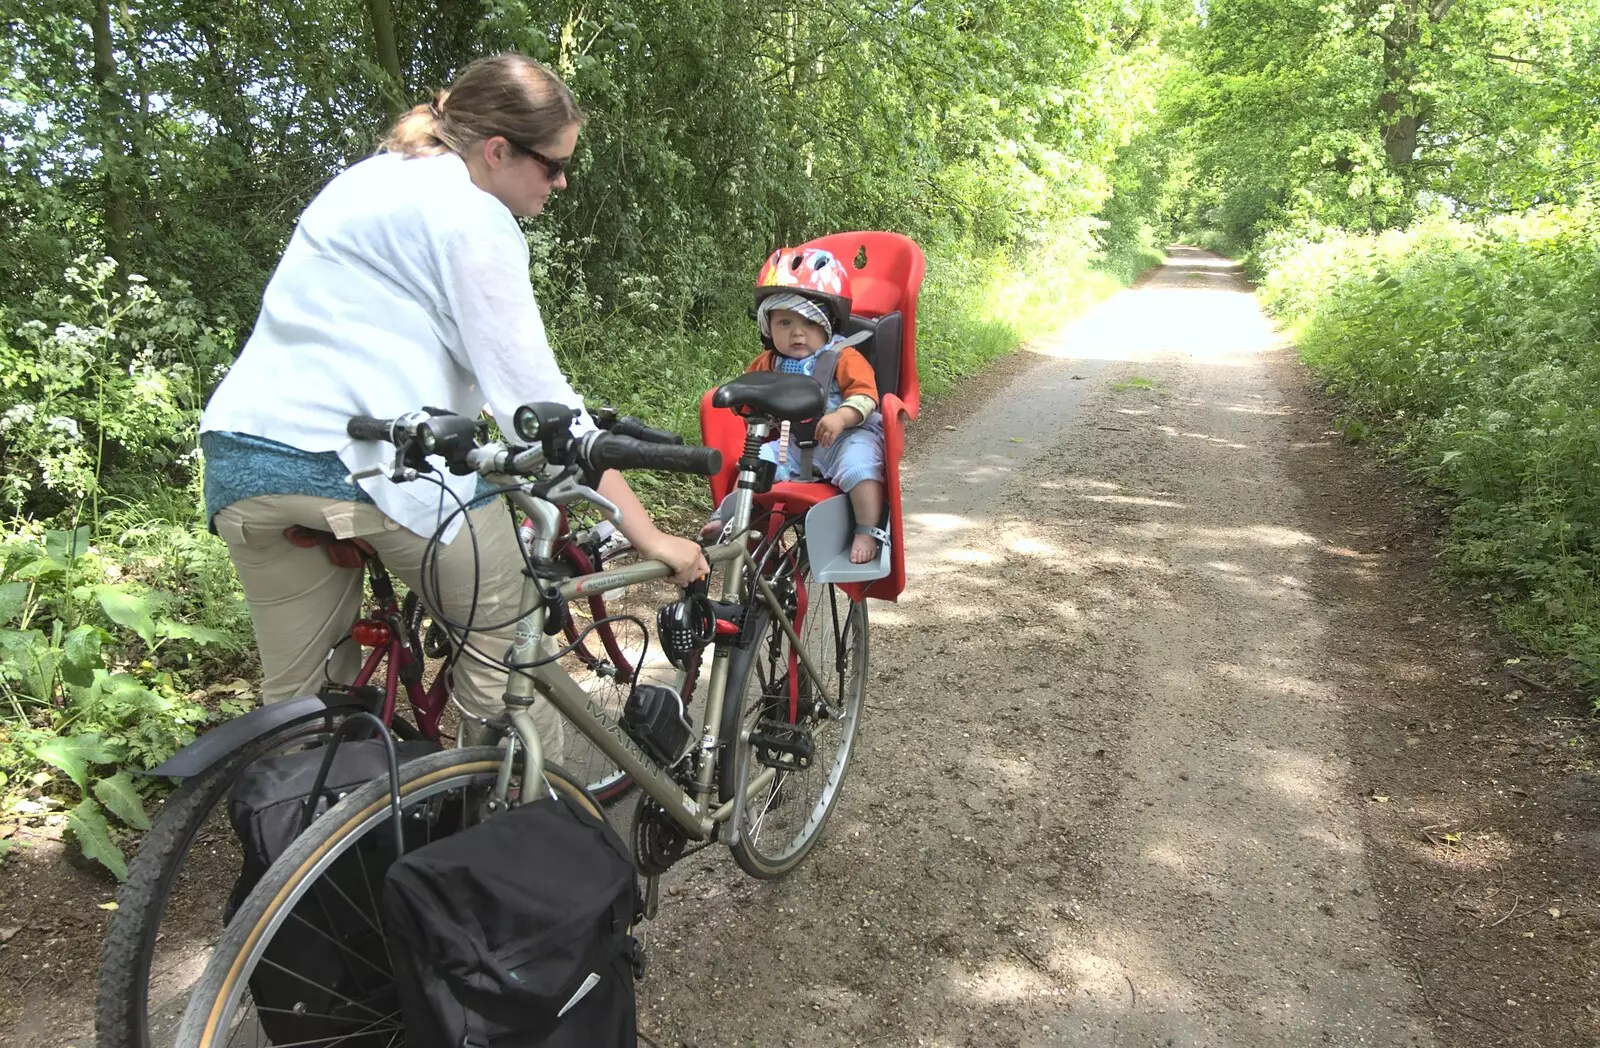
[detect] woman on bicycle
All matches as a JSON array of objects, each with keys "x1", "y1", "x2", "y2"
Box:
[{"x1": 198, "y1": 52, "x2": 707, "y2": 747}]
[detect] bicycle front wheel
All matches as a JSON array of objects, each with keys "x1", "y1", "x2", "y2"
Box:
[
  {"x1": 168, "y1": 748, "x2": 599, "y2": 1048},
  {"x1": 718, "y1": 577, "x2": 868, "y2": 879}
]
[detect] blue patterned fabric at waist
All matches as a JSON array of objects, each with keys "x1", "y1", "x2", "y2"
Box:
[
  {"x1": 201, "y1": 431, "x2": 502, "y2": 533},
  {"x1": 200, "y1": 431, "x2": 374, "y2": 528}
]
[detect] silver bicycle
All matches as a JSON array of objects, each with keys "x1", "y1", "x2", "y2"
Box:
[{"x1": 170, "y1": 375, "x2": 869, "y2": 1048}]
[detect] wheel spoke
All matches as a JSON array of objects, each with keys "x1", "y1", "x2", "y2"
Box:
[
  {"x1": 252, "y1": 955, "x2": 389, "y2": 1021},
  {"x1": 284, "y1": 907, "x2": 392, "y2": 981}
]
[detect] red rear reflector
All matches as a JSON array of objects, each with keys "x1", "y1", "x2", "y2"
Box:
[
  {"x1": 351, "y1": 621, "x2": 391, "y2": 647},
  {"x1": 714, "y1": 620, "x2": 740, "y2": 636}
]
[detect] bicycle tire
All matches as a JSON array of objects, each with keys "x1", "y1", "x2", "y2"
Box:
[
  {"x1": 93, "y1": 716, "x2": 338, "y2": 1048},
  {"x1": 168, "y1": 748, "x2": 599, "y2": 1048},
  {"x1": 718, "y1": 575, "x2": 868, "y2": 879}
]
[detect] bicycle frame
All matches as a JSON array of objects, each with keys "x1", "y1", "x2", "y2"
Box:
[
  {"x1": 489, "y1": 418, "x2": 844, "y2": 844},
  {"x1": 327, "y1": 561, "x2": 451, "y2": 740},
  {"x1": 333, "y1": 530, "x2": 628, "y2": 747},
  {"x1": 344, "y1": 605, "x2": 450, "y2": 738}
]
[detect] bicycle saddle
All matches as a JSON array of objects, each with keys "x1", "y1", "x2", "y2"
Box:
[
  {"x1": 283, "y1": 526, "x2": 377, "y2": 569},
  {"x1": 712, "y1": 372, "x2": 825, "y2": 421}
]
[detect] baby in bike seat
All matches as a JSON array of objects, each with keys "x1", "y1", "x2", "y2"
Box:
[{"x1": 704, "y1": 246, "x2": 888, "y2": 564}]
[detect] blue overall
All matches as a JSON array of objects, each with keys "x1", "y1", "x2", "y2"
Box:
[{"x1": 765, "y1": 343, "x2": 885, "y2": 493}]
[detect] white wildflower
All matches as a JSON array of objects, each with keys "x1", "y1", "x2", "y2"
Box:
[
  {"x1": 46, "y1": 415, "x2": 80, "y2": 439},
  {"x1": 0, "y1": 403, "x2": 36, "y2": 434}
]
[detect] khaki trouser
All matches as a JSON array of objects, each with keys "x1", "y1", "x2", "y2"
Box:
[{"x1": 213, "y1": 494, "x2": 562, "y2": 755}]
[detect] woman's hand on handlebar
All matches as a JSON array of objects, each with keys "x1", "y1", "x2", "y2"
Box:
[
  {"x1": 633, "y1": 532, "x2": 709, "y2": 586},
  {"x1": 594, "y1": 469, "x2": 708, "y2": 585}
]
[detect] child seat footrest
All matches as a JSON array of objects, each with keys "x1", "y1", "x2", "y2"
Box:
[{"x1": 804, "y1": 495, "x2": 890, "y2": 583}]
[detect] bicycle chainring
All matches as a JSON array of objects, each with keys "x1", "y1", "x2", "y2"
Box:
[{"x1": 632, "y1": 798, "x2": 691, "y2": 876}]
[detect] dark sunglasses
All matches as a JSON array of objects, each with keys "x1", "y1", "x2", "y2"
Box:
[{"x1": 508, "y1": 141, "x2": 571, "y2": 181}]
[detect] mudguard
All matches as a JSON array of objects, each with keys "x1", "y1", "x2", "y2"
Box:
[{"x1": 142, "y1": 695, "x2": 341, "y2": 779}]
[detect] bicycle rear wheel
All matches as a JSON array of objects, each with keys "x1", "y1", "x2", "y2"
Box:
[
  {"x1": 94, "y1": 715, "x2": 339, "y2": 1048},
  {"x1": 168, "y1": 748, "x2": 598, "y2": 1048},
  {"x1": 718, "y1": 564, "x2": 868, "y2": 879}
]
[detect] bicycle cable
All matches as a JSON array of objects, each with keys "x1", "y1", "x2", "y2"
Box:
[{"x1": 411, "y1": 470, "x2": 659, "y2": 682}]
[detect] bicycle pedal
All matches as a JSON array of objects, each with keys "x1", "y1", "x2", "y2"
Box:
[{"x1": 750, "y1": 720, "x2": 814, "y2": 771}]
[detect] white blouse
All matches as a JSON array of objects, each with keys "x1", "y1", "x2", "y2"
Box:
[{"x1": 200, "y1": 150, "x2": 593, "y2": 539}]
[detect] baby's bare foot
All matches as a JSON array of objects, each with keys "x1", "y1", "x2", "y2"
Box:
[{"x1": 850, "y1": 532, "x2": 879, "y2": 564}]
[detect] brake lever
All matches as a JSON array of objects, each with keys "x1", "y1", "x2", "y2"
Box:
[
  {"x1": 345, "y1": 451, "x2": 419, "y2": 486},
  {"x1": 537, "y1": 471, "x2": 624, "y2": 528},
  {"x1": 346, "y1": 409, "x2": 435, "y2": 485},
  {"x1": 346, "y1": 466, "x2": 386, "y2": 485}
]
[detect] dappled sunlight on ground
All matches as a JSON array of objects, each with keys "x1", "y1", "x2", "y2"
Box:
[
  {"x1": 640, "y1": 249, "x2": 1440, "y2": 1047},
  {"x1": 1157, "y1": 424, "x2": 1252, "y2": 449}
]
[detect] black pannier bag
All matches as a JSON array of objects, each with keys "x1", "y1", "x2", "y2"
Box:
[
  {"x1": 381, "y1": 791, "x2": 645, "y2": 1047},
  {"x1": 226, "y1": 736, "x2": 441, "y2": 916},
  {"x1": 226, "y1": 737, "x2": 442, "y2": 1047}
]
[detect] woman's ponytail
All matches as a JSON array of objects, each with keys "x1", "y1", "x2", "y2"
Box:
[{"x1": 377, "y1": 57, "x2": 581, "y2": 158}]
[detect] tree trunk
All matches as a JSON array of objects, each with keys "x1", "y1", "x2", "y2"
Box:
[
  {"x1": 1378, "y1": 0, "x2": 1455, "y2": 171},
  {"x1": 366, "y1": 0, "x2": 406, "y2": 121},
  {"x1": 1377, "y1": 0, "x2": 1420, "y2": 168},
  {"x1": 89, "y1": 0, "x2": 130, "y2": 266}
]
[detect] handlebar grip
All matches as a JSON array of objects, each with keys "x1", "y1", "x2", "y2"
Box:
[
  {"x1": 611, "y1": 417, "x2": 685, "y2": 445},
  {"x1": 586, "y1": 434, "x2": 723, "y2": 476},
  {"x1": 347, "y1": 416, "x2": 395, "y2": 442}
]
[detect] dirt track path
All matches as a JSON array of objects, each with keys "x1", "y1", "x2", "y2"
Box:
[{"x1": 640, "y1": 249, "x2": 1596, "y2": 1046}]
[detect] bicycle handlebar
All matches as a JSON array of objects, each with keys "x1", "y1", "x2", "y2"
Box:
[
  {"x1": 346, "y1": 415, "x2": 396, "y2": 442},
  {"x1": 347, "y1": 406, "x2": 718, "y2": 480},
  {"x1": 581, "y1": 432, "x2": 720, "y2": 475},
  {"x1": 346, "y1": 412, "x2": 480, "y2": 452}
]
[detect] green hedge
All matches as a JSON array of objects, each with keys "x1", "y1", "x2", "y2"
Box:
[{"x1": 1258, "y1": 208, "x2": 1600, "y2": 699}]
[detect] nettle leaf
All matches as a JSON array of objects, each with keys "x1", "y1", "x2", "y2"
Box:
[
  {"x1": 44, "y1": 527, "x2": 91, "y2": 566},
  {"x1": 94, "y1": 585, "x2": 157, "y2": 647},
  {"x1": 0, "y1": 581, "x2": 28, "y2": 626},
  {"x1": 61, "y1": 624, "x2": 107, "y2": 686},
  {"x1": 67, "y1": 799, "x2": 127, "y2": 881},
  {"x1": 11, "y1": 556, "x2": 65, "y2": 581},
  {"x1": 156, "y1": 622, "x2": 236, "y2": 648},
  {"x1": 92, "y1": 772, "x2": 151, "y2": 831},
  {"x1": 0, "y1": 626, "x2": 44, "y2": 660},
  {"x1": 96, "y1": 672, "x2": 163, "y2": 708},
  {"x1": 18, "y1": 644, "x2": 60, "y2": 702},
  {"x1": 30, "y1": 733, "x2": 115, "y2": 790}
]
